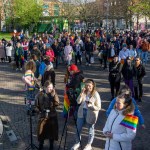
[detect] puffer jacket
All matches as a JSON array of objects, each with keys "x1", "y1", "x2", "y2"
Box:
[{"x1": 103, "y1": 109, "x2": 136, "y2": 150}]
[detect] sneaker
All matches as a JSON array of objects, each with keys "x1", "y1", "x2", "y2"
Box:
[
  {"x1": 71, "y1": 143, "x2": 80, "y2": 150},
  {"x1": 88, "y1": 64, "x2": 91, "y2": 66},
  {"x1": 83, "y1": 144, "x2": 92, "y2": 150},
  {"x1": 16, "y1": 68, "x2": 19, "y2": 71},
  {"x1": 86, "y1": 62, "x2": 89, "y2": 66},
  {"x1": 20, "y1": 68, "x2": 22, "y2": 71}
]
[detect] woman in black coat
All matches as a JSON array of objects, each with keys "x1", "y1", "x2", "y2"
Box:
[{"x1": 35, "y1": 81, "x2": 59, "y2": 150}]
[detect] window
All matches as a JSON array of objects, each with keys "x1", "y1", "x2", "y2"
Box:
[{"x1": 54, "y1": 4, "x2": 60, "y2": 16}]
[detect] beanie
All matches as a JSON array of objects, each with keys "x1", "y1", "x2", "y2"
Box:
[{"x1": 69, "y1": 64, "x2": 79, "y2": 72}]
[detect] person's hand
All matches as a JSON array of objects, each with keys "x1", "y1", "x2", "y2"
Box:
[
  {"x1": 106, "y1": 133, "x2": 113, "y2": 139},
  {"x1": 80, "y1": 88, "x2": 86, "y2": 96},
  {"x1": 141, "y1": 124, "x2": 146, "y2": 129}
]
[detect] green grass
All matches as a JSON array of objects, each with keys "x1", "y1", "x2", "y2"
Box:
[{"x1": 0, "y1": 32, "x2": 12, "y2": 41}]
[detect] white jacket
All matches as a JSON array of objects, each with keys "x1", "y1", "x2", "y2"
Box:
[
  {"x1": 103, "y1": 109, "x2": 136, "y2": 150},
  {"x1": 6, "y1": 46, "x2": 13, "y2": 56},
  {"x1": 77, "y1": 91, "x2": 101, "y2": 124}
]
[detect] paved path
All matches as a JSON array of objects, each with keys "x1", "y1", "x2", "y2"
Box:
[{"x1": 0, "y1": 58, "x2": 150, "y2": 150}]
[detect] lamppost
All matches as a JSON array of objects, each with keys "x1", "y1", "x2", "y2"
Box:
[{"x1": 104, "y1": 0, "x2": 109, "y2": 42}]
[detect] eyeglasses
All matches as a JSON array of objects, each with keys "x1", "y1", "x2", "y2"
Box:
[{"x1": 135, "y1": 60, "x2": 140, "y2": 61}]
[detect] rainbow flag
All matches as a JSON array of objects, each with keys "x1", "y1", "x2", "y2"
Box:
[
  {"x1": 63, "y1": 93, "x2": 70, "y2": 118},
  {"x1": 120, "y1": 115, "x2": 138, "y2": 130}
]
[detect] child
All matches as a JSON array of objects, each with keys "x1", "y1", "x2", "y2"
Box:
[{"x1": 22, "y1": 60, "x2": 37, "y2": 114}]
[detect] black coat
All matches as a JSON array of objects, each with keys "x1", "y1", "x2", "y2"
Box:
[
  {"x1": 41, "y1": 66, "x2": 55, "y2": 87},
  {"x1": 85, "y1": 41, "x2": 93, "y2": 53},
  {"x1": 133, "y1": 64, "x2": 146, "y2": 81},
  {"x1": 122, "y1": 62, "x2": 134, "y2": 80},
  {"x1": 67, "y1": 71, "x2": 84, "y2": 90},
  {"x1": 109, "y1": 61, "x2": 121, "y2": 83},
  {"x1": 36, "y1": 91, "x2": 59, "y2": 141}
]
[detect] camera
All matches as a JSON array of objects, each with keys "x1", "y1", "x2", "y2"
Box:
[{"x1": 66, "y1": 88, "x2": 77, "y2": 106}]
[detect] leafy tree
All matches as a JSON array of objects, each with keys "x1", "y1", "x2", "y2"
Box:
[
  {"x1": 7, "y1": 0, "x2": 43, "y2": 30},
  {"x1": 129, "y1": 0, "x2": 150, "y2": 18},
  {"x1": 61, "y1": 1, "x2": 77, "y2": 31}
]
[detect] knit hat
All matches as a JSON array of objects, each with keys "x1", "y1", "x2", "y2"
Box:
[{"x1": 69, "y1": 64, "x2": 79, "y2": 72}]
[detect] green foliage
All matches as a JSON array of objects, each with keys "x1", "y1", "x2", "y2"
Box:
[
  {"x1": 8, "y1": 0, "x2": 43, "y2": 29},
  {"x1": 129, "y1": 0, "x2": 150, "y2": 18}
]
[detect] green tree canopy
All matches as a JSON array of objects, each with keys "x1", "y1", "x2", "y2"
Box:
[
  {"x1": 8, "y1": 0, "x2": 43, "y2": 29},
  {"x1": 130, "y1": 0, "x2": 150, "y2": 18}
]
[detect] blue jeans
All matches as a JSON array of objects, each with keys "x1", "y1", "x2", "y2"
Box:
[
  {"x1": 141, "y1": 51, "x2": 148, "y2": 64},
  {"x1": 75, "y1": 109, "x2": 95, "y2": 144}
]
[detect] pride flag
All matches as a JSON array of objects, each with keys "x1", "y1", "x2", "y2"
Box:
[
  {"x1": 63, "y1": 93, "x2": 70, "y2": 118},
  {"x1": 120, "y1": 115, "x2": 138, "y2": 130}
]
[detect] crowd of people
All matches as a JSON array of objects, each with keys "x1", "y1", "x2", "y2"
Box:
[{"x1": 0, "y1": 28, "x2": 149, "y2": 150}]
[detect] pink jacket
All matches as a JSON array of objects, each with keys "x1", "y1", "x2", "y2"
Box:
[{"x1": 46, "y1": 50, "x2": 55, "y2": 62}]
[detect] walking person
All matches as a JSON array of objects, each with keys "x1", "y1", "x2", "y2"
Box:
[
  {"x1": 74, "y1": 39, "x2": 82, "y2": 65},
  {"x1": 22, "y1": 38, "x2": 29, "y2": 61},
  {"x1": 71, "y1": 79, "x2": 101, "y2": 150},
  {"x1": 64, "y1": 40, "x2": 73, "y2": 65},
  {"x1": 35, "y1": 81, "x2": 59, "y2": 150},
  {"x1": 51, "y1": 40, "x2": 59, "y2": 69},
  {"x1": 85, "y1": 37, "x2": 94, "y2": 66},
  {"x1": 109, "y1": 55, "x2": 122, "y2": 100},
  {"x1": 122, "y1": 56, "x2": 134, "y2": 96},
  {"x1": 6, "y1": 41, "x2": 13, "y2": 63},
  {"x1": 133, "y1": 57, "x2": 146, "y2": 102},
  {"x1": 0, "y1": 40, "x2": 5, "y2": 62},
  {"x1": 103, "y1": 94, "x2": 138, "y2": 150},
  {"x1": 14, "y1": 42, "x2": 24, "y2": 71},
  {"x1": 141, "y1": 38, "x2": 149, "y2": 65}
]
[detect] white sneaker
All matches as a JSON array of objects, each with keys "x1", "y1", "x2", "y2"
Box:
[
  {"x1": 16, "y1": 68, "x2": 19, "y2": 71},
  {"x1": 83, "y1": 144, "x2": 92, "y2": 150},
  {"x1": 71, "y1": 143, "x2": 80, "y2": 150},
  {"x1": 88, "y1": 64, "x2": 91, "y2": 66},
  {"x1": 20, "y1": 68, "x2": 22, "y2": 71}
]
